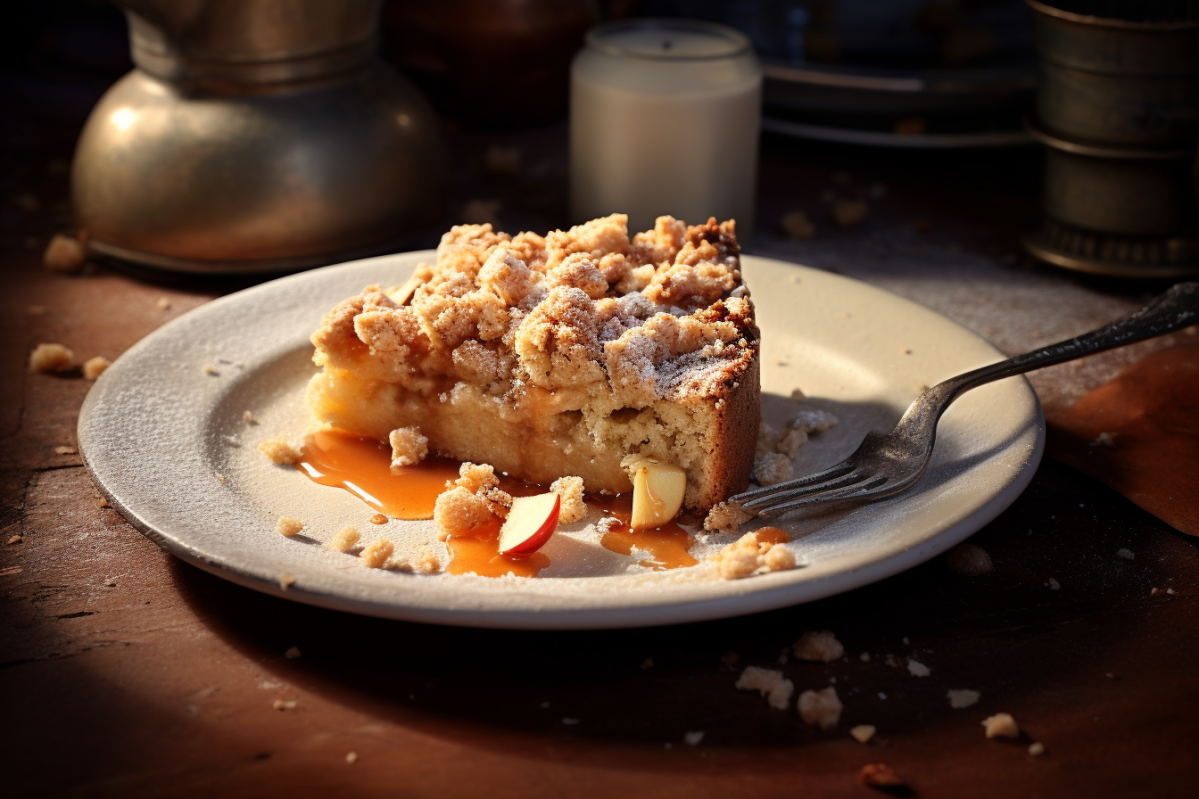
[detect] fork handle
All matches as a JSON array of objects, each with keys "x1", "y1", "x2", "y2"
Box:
[{"x1": 920, "y1": 281, "x2": 1199, "y2": 419}]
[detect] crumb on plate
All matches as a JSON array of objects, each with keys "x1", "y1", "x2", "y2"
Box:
[
  {"x1": 709, "y1": 530, "x2": 796, "y2": 580},
  {"x1": 360, "y1": 538, "x2": 394, "y2": 569},
  {"x1": 550, "y1": 475, "x2": 586, "y2": 523},
  {"x1": 258, "y1": 434, "x2": 303, "y2": 465},
  {"x1": 328, "y1": 525, "x2": 361, "y2": 553}
]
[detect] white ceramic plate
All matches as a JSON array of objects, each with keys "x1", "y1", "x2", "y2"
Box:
[{"x1": 78, "y1": 253, "x2": 1043, "y2": 629}]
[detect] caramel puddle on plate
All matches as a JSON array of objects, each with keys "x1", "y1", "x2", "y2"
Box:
[
  {"x1": 592, "y1": 494, "x2": 698, "y2": 570},
  {"x1": 754, "y1": 526, "x2": 792, "y2": 546},
  {"x1": 296, "y1": 430, "x2": 549, "y2": 577},
  {"x1": 296, "y1": 430, "x2": 459, "y2": 519},
  {"x1": 445, "y1": 516, "x2": 550, "y2": 578}
]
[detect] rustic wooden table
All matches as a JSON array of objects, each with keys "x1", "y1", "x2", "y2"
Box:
[{"x1": 3, "y1": 83, "x2": 1197, "y2": 797}]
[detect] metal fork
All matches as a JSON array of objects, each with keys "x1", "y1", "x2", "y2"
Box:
[{"x1": 731, "y1": 281, "x2": 1198, "y2": 518}]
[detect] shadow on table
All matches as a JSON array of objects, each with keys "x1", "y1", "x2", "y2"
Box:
[{"x1": 167, "y1": 460, "x2": 1198, "y2": 771}]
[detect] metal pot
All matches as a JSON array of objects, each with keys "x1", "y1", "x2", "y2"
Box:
[
  {"x1": 72, "y1": 0, "x2": 447, "y2": 275},
  {"x1": 1028, "y1": 0, "x2": 1199, "y2": 148}
]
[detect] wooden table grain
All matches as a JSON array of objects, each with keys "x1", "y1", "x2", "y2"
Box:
[{"x1": 3, "y1": 107, "x2": 1197, "y2": 799}]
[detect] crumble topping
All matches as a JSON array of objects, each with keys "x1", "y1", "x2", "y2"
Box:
[
  {"x1": 1029, "y1": 742, "x2": 1046, "y2": 756},
  {"x1": 258, "y1": 434, "x2": 303, "y2": 465},
  {"x1": 29, "y1": 342, "x2": 75, "y2": 373},
  {"x1": 735, "y1": 666, "x2": 794, "y2": 710},
  {"x1": 798, "y1": 686, "x2": 842, "y2": 729},
  {"x1": 793, "y1": 630, "x2": 844, "y2": 663},
  {"x1": 389, "y1": 426, "x2": 429, "y2": 469},
  {"x1": 858, "y1": 763, "x2": 904, "y2": 789},
  {"x1": 327, "y1": 525, "x2": 361, "y2": 553},
  {"x1": 311, "y1": 214, "x2": 757, "y2": 409},
  {"x1": 276, "y1": 517, "x2": 304, "y2": 537},
  {"x1": 709, "y1": 530, "x2": 796, "y2": 579},
  {"x1": 360, "y1": 538, "x2": 394, "y2": 569},
  {"x1": 83, "y1": 356, "x2": 111, "y2": 380},
  {"x1": 982, "y1": 713, "x2": 1019, "y2": 739},
  {"x1": 549, "y1": 475, "x2": 586, "y2": 524}
]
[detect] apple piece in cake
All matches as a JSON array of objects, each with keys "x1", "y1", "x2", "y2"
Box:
[{"x1": 307, "y1": 214, "x2": 760, "y2": 512}]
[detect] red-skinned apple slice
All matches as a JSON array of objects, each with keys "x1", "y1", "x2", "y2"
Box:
[{"x1": 497, "y1": 493, "x2": 561, "y2": 556}]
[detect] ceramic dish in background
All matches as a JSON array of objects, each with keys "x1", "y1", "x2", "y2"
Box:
[{"x1": 77, "y1": 253, "x2": 1043, "y2": 629}]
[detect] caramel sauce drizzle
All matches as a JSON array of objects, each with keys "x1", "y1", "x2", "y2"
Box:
[
  {"x1": 296, "y1": 430, "x2": 458, "y2": 520},
  {"x1": 592, "y1": 494, "x2": 698, "y2": 571},
  {"x1": 296, "y1": 431, "x2": 708, "y2": 576}
]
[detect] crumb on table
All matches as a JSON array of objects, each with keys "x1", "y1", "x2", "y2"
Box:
[
  {"x1": 798, "y1": 686, "x2": 842, "y2": 729},
  {"x1": 83, "y1": 356, "x2": 111, "y2": 380},
  {"x1": 55, "y1": 445, "x2": 76, "y2": 455},
  {"x1": 780, "y1": 210, "x2": 816, "y2": 240},
  {"x1": 982, "y1": 712, "x2": 1019, "y2": 739},
  {"x1": 1029, "y1": 742, "x2": 1046, "y2": 756},
  {"x1": 43, "y1": 234, "x2": 85, "y2": 273},
  {"x1": 360, "y1": 538, "x2": 394, "y2": 569},
  {"x1": 850, "y1": 724, "x2": 876, "y2": 744},
  {"x1": 327, "y1": 525, "x2": 361, "y2": 553},
  {"x1": 946, "y1": 542, "x2": 993, "y2": 575},
  {"x1": 550, "y1": 475, "x2": 586, "y2": 523},
  {"x1": 258, "y1": 434, "x2": 303, "y2": 465},
  {"x1": 29, "y1": 342, "x2": 75, "y2": 374},
  {"x1": 272, "y1": 699, "x2": 297, "y2": 711},
  {"x1": 831, "y1": 200, "x2": 869, "y2": 228},
  {"x1": 388, "y1": 426, "x2": 429, "y2": 470},
  {"x1": 279, "y1": 573, "x2": 296, "y2": 589},
  {"x1": 157, "y1": 297, "x2": 172, "y2": 310},
  {"x1": 735, "y1": 666, "x2": 794, "y2": 710},
  {"x1": 907, "y1": 659, "x2": 931, "y2": 677},
  {"x1": 793, "y1": 630, "x2": 844, "y2": 663},
  {"x1": 276, "y1": 517, "x2": 304, "y2": 537},
  {"x1": 858, "y1": 763, "x2": 904, "y2": 789}
]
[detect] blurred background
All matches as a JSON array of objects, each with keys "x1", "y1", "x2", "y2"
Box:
[{"x1": 2, "y1": 0, "x2": 1196, "y2": 283}]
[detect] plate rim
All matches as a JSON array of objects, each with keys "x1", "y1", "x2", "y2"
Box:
[{"x1": 78, "y1": 252, "x2": 1044, "y2": 629}]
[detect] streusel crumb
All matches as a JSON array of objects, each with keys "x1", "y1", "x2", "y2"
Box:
[
  {"x1": 703, "y1": 500, "x2": 756, "y2": 532},
  {"x1": 550, "y1": 476, "x2": 586, "y2": 523},
  {"x1": 83, "y1": 356, "x2": 111, "y2": 380},
  {"x1": 388, "y1": 426, "x2": 429, "y2": 470},
  {"x1": 774, "y1": 427, "x2": 807, "y2": 459},
  {"x1": 414, "y1": 546, "x2": 441, "y2": 574},
  {"x1": 752, "y1": 453, "x2": 794, "y2": 486},
  {"x1": 798, "y1": 686, "x2": 842, "y2": 729},
  {"x1": 276, "y1": 517, "x2": 304, "y2": 537},
  {"x1": 43, "y1": 234, "x2": 85, "y2": 273},
  {"x1": 709, "y1": 530, "x2": 796, "y2": 579},
  {"x1": 850, "y1": 725, "x2": 876, "y2": 744},
  {"x1": 328, "y1": 525, "x2": 361, "y2": 553},
  {"x1": 793, "y1": 630, "x2": 845, "y2": 663},
  {"x1": 29, "y1": 342, "x2": 75, "y2": 373},
  {"x1": 791, "y1": 409, "x2": 839, "y2": 434},
  {"x1": 735, "y1": 666, "x2": 794, "y2": 710},
  {"x1": 982, "y1": 713, "x2": 1019, "y2": 739},
  {"x1": 360, "y1": 538, "x2": 394, "y2": 569},
  {"x1": 946, "y1": 543, "x2": 993, "y2": 575},
  {"x1": 455, "y1": 462, "x2": 499, "y2": 493},
  {"x1": 948, "y1": 689, "x2": 981, "y2": 709},
  {"x1": 434, "y1": 486, "x2": 494, "y2": 541},
  {"x1": 258, "y1": 434, "x2": 303, "y2": 465}
]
